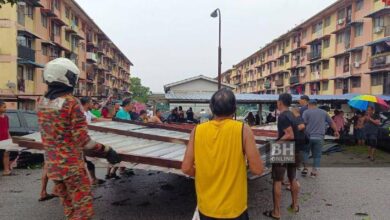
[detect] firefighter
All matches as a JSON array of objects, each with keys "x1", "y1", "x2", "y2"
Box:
[{"x1": 37, "y1": 58, "x2": 120, "y2": 219}]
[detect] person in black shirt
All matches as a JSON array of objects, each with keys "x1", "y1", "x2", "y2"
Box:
[
  {"x1": 364, "y1": 106, "x2": 381, "y2": 161},
  {"x1": 263, "y1": 93, "x2": 300, "y2": 219}
]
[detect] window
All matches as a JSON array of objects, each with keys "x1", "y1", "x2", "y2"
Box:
[
  {"x1": 337, "y1": 33, "x2": 344, "y2": 44},
  {"x1": 17, "y1": 36, "x2": 32, "y2": 48},
  {"x1": 371, "y1": 73, "x2": 383, "y2": 86},
  {"x1": 42, "y1": 44, "x2": 48, "y2": 56},
  {"x1": 337, "y1": 9, "x2": 346, "y2": 19},
  {"x1": 354, "y1": 51, "x2": 362, "y2": 62},
  {"x1": 41, "y1": 13, "x2": 47, "y2": 28},
  {"x1": 351, "y1": 77, "x2": 361, "y2": 88},
  {"x1": 336, "y1": 57, "x2": 343, "y2": 66},
  {"x1": 26, "y1": 4, "x2": 34, "y2": 19},
  {"x1": 322, "y1": 81, "x2": 329, "y2": 90},
  {"x1": 355, "y1": 24, "x2": 363, "y2": 37},
  {"x1": 65, "y1": 32, "x2": 70, "y2": 41},
  {"x1": 323, "y1": 60, "x2": 329, "y2": 69},
  {"x1": 65, "y1": 8, "x2": 70, "y2": 18},
  {"x1": 324, "y1": 16, "x2": 331, "y2": 27},
  {"x1": 25, "y1": 67, "x2": 34, "y2": 80},
  {"x1": 336, "y1": 79, "x2": 343, "y2": 89},
  {"x1": 323, "y1": 38, "x2": 330, "y2": 48},
  {"x1": 355, "y1": 0, "x2": 363, "y2": 11},
  {"x1": 53, "y1": 0, "x2": 59, "y2": 9},
  {"x1": 285, "y1": 54, "x2": 290, "y2": 63},
  {"x1": 374, "y1": 16, "x2": 384, "y2": 28},
  {"x1": 74, "y1": 16, "x2": 79, "y2": 26},
  {"x1": 53, "y1": 24, "x2": 60, "y2": 36},
  {"x1": 302, "y1": 30, "x2": 307, "y2": 38}
]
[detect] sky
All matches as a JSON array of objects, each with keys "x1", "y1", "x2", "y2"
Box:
[{"x1": 75, "y1": 0, "x2": 337, "y2": 93}]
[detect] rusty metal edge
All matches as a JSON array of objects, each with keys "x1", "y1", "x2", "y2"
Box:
[
  {"x1": 111, "y1": 118, "x2": 269, "y2": 144},
  {"x1": 13, "y1": 139, "x2": 183, "y2": 169},
  {"x1": 88, "y1": 124, "x2": 189, "y2": 145}
]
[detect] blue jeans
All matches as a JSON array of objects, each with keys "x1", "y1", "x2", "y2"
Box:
[{"x1": 303, "y1": 139, "x2": 323, "y2": 169}]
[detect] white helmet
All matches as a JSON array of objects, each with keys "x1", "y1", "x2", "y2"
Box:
[{"x1": 43, "y1": 58, "x2": 80, "y2": 88}]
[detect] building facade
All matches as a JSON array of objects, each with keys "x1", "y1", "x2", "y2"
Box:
[
  {"x1": 0, "y1": 0, "x2": 133, "y2": 110},
  {"x1": 223, "y1": 0, "x2": 389, "y2": 96}
]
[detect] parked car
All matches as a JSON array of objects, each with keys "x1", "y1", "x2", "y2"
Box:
[
  {"x1": 6, "y1": 110, "x2": 39, "y2": 136},
  {"x1": 0, "y1": 110, "x2": 41, "y2": 169}
]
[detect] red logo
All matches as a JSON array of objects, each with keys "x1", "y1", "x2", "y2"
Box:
[{"x1": 383, "y1": 0, "x2": 390, "y2": 6}]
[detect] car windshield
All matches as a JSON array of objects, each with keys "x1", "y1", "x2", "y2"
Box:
[
  {"x1": 7, "y1": 112, "x2": 21, "y2": 128},
  {"x1": 23, "y1": 113, "x2": 38, "y2": 129}
]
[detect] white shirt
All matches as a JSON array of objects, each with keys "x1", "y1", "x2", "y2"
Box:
[{"x1": 84, "y1": 111, "x2": 97, "y2": 124}]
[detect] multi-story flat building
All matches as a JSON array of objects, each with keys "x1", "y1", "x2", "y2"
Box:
[
  {"x1": 0, "y1": 0, "x2": 133, "y2": 110},
  {"x1": 223, "y1": 0, "x2": 390, "y2": 96}
]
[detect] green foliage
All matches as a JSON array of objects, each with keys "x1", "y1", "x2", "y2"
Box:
[
  {"x1": 0, "y1": 0, "x2": 19, "y2": 8},
  {"x1": 130, "y1": 77, "x2": 150, "y2": 103}
]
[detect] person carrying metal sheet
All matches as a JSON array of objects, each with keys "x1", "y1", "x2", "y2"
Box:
[
  {"x1": 182, "y1": 88, "x2": 264, "y2": 220},
  {"x1": 37, "y1": 58, "x2": 121, "y2": 220}
]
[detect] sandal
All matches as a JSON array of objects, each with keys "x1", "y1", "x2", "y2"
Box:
[
  {"x1": 287, "y1": 204, "x2": 300, "y2": 213},
  {"x1": 301, "y1": 168, "x2": 308, "y2": 176},
  {"x1": 310, "y1": 172, "x2": 317, "y2": 178},
  {"x1": 38, "y1": 194, "x2": 57, "y2": 202},
  {"x1": 263, "y1": 210, "x2": 280, "y2": 220}
]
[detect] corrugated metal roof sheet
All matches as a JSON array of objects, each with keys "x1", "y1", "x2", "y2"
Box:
[{"x1": 1, "y1": 121, "x2": 269, "y2": 176}]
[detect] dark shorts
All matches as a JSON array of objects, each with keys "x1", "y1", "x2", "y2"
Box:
[
  {"x1": 366, "y1": 134, "x2": 378, "y2": 148},
  {"x1": 199, "y1": 210, "x2": 249, "y2": 220},
  {"x1": 271, "y1": 154, "x2": 300, "y2": 182},
  {"x1": 355, "y1": 129, "x2": 365, "y2": 140}
]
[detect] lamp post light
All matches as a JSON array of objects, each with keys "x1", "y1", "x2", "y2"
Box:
[{"x1": 210, "y1": 8, "x2": 222, "y2": 90}]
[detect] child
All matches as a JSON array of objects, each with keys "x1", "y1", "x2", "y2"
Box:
[{"x1": 0, "y1": 99, "x2": 12, "y2": 176}]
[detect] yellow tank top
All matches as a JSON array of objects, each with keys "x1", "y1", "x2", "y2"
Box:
[{"x1": 194, "y1": 119, "x2": 247, "y2": 218}]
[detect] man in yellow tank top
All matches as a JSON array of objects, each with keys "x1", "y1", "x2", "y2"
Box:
[{"x1": 182, "y1": 89, "x2": 264, "y2": 220}]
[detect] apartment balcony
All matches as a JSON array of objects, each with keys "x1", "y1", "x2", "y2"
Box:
[
  {"x1": 311, "y1": 71, "x2": 321, "y2": 81},
  {"x1": 18, "y1": 45, "x2": 35, "y2": 62},
  {"x1": 264, "y1": 80, "x2": 271, "y2": 89},
  {"x1": 289, "y1": 75, "x2": 299, "y2": 85},
  {"x1": 86, "y1": 52, "x2": 98, "y2": 63},
  {"x1": 370, "y1": 52, "x2": 390, "y2": 69},
  {"x1": 307, "y1": 50, "x2": 321, "y2": 61},
  {"x1": 275, "y1": 78, "x2": 284, "y2": 87}
]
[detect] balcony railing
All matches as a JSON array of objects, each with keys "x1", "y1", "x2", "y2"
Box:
[
  {"x1": 307, "y1": 50, "x2": 322, "y2": 61},
  {"x1": 264, "y1": 80, "x2": 271, "y2": 89},
  {"x1": 86, "y1": 52, "x2": 98, "y2": 63},
  {"x1": 370, "y1": 52, "x2": 390, "y2": 69},
  {"x1": 290, "y1": 75, "x2": 299, "y2": 84},
  {"x1": 275, "y1": 78, "x2": 284, "y2": 87},
  {"x1": 18, "y1": 45, "x2": 35, "y2": 62}
]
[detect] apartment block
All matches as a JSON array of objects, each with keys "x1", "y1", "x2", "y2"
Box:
[
  {"x1": 0, "y1": 0, "x2": 133, "y2": 110},
  {"x1": 223, "y1": 0, "x2": 390, "y2": 96}
]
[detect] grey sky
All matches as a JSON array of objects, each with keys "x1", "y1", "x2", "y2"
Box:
[{"x1": 75, "y1": 0, "x2": 337, "y2": 93}]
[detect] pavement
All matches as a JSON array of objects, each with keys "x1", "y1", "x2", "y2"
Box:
[{"x1": 1, "y1": 147, "x2": 390, "y2": 220}]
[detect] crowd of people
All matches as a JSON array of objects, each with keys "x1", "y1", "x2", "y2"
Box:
[{"x1": 0, "y1": 58, "x2": 387, "y2": 220}]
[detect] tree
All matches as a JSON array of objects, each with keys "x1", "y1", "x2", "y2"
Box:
[
  {"x1": 0, "y1": 0, "x2": 18, "y2": 7},
  {"x1": 130, "y1": 77, "x2": 150, "y2": 103}
]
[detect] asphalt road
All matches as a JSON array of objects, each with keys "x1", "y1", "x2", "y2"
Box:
[{"x1": 1, "y1": 150, "x2": 390, "y2": 220}]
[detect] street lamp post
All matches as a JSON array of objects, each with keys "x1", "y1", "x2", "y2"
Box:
[{"x1": 211, "y1": 8, "x2": 222, "y2": 90}]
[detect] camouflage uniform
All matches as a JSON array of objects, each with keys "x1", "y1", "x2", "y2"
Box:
[{"x1": 38, "y1": 94, "x2": 97, "y2": 220}]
